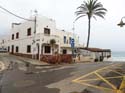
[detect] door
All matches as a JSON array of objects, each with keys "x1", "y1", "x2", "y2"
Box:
[
  {"x1": 11, "y1": 45, "x2": 14, "y2": 54},
  {"x1": 63, "y1": 49, "x2": 67, "y2": 54},
  {"x1": 37, "y1": 44, "x2": 39, "y2": 59}
]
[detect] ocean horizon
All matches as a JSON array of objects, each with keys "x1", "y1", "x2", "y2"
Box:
[{"x1": 108, "y1": 51, "x2": 125, "y2": 62}]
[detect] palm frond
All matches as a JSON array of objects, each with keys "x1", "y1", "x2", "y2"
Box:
[
  {"x1": 94, "y1": 11, "x2": 106, "y2": 15},
  {"x1": 77, "y1": 6, "x2": 88, "y2": 12},
  {"x1": 94, "y1": 7, "x2": 107, "y2": 12},
  {"x1": 75, "y1": 10, "x2": 88, "y2": 16},
  {"x1": 75, "y1": 15, "x2": 86, "y2": 21},
  {"x1": 92, "y1": 16, "x2": 97, "y2": 20},
  {"x1": 75, "y1": 0, "x2": 107, "y2": 20},
  {"x1": 94, "y1": 13, "x2": 105, "y2": 19}
]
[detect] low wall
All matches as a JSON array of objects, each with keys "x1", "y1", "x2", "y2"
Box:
[
  {"x1": 12, "y1": 53, "x2": 32, "y2": 58},
  {"x1": 40, "y1": 54, "x2": 72, "y2": 64},
  {"x1": 75, "y1": 55, "x2": 94, "y2": 62},
  {"x1": 10, "y1": 53, "x2": 72, "y2": 64}
]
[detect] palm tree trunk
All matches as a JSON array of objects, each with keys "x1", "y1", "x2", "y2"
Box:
[{"x1": 86, "y1": 18, "x2": 91, "y2": 48}]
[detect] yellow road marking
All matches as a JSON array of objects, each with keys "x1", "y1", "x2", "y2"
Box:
[
  {"x1": 76, "y1": 81, "x2": 117, "y2": 91},
  {"x1": 94, "y1": 72, "x2": 117, "y2": 89},
  {"x1": 72, "y1": 63, "x2": 123, "y2": 93},
  {"x1": 108, "y1": 69, "x2": 124, "y2": 76},
  {"x1": 119, "y1": 76, "x2": 125, "y2": 90},
  {"x1": 73, "y1": 63, "x2": 119, "y2": 82},
  {"x1": 78, "y1": 76, "x2": 123, "y2": 82}
]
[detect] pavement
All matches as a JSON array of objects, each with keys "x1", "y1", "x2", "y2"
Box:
[{"x1": 0, "y1": 53, "x2": 124, "y2": 93}]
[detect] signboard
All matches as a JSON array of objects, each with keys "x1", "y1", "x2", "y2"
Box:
[
  {"x1": 71, "y1": 38, "x2": 74, "y2": 43},
  {"x1": 71, "y1": 38, "x2": 75, "y2": 48}
]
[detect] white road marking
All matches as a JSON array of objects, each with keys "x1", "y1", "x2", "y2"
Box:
[{"x1": 0, "y1": 61, "x2": 5, "y2": 71}]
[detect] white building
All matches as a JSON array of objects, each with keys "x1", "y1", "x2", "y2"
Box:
[
  {"x1": 75, "y1": 48, "x2": 111, "y2": 62},
  {"x1": 2, "y1": 15, "x2": 81, "y2": 60},
  {"x1": 0, "y1": 36, "x2": 9, "y2": 51}
]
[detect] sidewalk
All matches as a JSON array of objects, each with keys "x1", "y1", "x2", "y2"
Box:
[{"x1": 15, "y1": 55, "x2": 51, "y2": 66}]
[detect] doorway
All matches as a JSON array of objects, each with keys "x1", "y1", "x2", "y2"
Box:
[
  {"x1": 36, "y1": 44, "x2": 39, "y2": 59},
  {"x1": 11, "y1": 45, "x2": 14, "y2": 54}
]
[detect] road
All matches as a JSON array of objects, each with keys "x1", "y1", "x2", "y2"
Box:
[{"x1": 0, "y1": 53, "x2": 124, "y2": 93}]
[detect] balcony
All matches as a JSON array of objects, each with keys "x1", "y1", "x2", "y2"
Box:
[{"x1": 35, "y1": 33, "x2": 60, "y2": 44}]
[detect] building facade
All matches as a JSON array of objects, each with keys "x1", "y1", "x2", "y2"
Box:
[{"x1": 3, "y1": 15, "x2": 80, "y2": 60}]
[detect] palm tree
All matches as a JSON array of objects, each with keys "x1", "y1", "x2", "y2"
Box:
[
  {"x1": 75, "y1": 0, "x2": 107, "y2": 48},
  {"x1": 50, "y1": 39, "x2": 56, "y2": 54}
]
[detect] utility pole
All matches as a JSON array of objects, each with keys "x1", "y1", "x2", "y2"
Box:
[{"x1": 32, "y1": 10, "x2": 37, "y2": 59}]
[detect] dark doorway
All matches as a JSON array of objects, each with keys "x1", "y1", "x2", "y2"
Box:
[
  {"x1": 44, "y1": 46, "x2": 51, "y2": 53},
  {"x1": 37, "y1": 44, "x2": 40, "y2": 59},
  {"x1": 63, "y1": 49, "x2": 67, "y2": 54},
  {"x1": 8, "y1": 46, "x2": 10, "y2": 52},
  {"x1": 11, "y1": 45, "x2": 14, "y2": 54}
]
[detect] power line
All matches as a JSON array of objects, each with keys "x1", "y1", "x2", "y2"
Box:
[{"x1": 0, "y1": 5, "x2": 34, "y2": 21}]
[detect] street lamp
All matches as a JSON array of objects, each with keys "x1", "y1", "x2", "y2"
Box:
[{"x1": 117, "y1": 17, "x2": 125, "y2": 27}]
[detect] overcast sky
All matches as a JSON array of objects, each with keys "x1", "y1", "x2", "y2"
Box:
[{"x1": 0, "y1": 0, "x2": 125, "y2": 51}]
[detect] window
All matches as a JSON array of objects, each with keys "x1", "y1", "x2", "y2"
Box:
[
  {"x1": 27, "y1": 45, "x2": 31, "y2": 53},
  {"x1": 11, "y1": 45, "x2": 14, "y2": 54},
  {"x1": 12, "y1": 34, "x2": 14, "y2": 40},
  {"x1": 16, "y1": 32, "x2": 19, "y2": 39},
  {"x1": 63, "y1": 49, "x2": 67, "y2": 54},
  {"x1": 44, "y1": 46, "x2": 51, "y2": 53},
  {"x1": 44, "y1": 28, "x2": 50, "y2": 35},
  {"x1": 27, "y1": 28, "x2": 31, "y2": 36},
  {"x1": 69, "y1": 37, "x2": 71, "y2": 44},
  {"x1": 8, "y1": 46, "x2": 10, "y2": 52},
  {"x1": 16, "y1": 46, "x2": 19, "y2": 52},
  {"x1": 64, "y1": 36, "x2": 66, "y2": 44}
]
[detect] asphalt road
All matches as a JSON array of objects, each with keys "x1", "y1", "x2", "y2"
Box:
[{"x1": 0, "y1": 53, "x2": 123, "y2": 93}]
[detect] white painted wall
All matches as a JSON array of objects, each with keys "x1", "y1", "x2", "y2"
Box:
[{"x1": 2, "y1": 15, "x2": 80, "y2": 55}]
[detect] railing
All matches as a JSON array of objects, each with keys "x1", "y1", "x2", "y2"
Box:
[{"x1": 36, "y1": 33, "x2": 60, "y2": 44}]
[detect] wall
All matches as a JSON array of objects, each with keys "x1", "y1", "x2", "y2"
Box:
[{"x1": 4, "y1": 15, "x2": 80, "y2": 56}]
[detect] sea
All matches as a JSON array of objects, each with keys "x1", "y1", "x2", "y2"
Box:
[{"x1": 108, "y1": 51, "x2": 125, "y2": 62}]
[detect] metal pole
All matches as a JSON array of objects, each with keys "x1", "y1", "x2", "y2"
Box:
[
  {"x1": 32, "y1": 11, "x2": 37, "y2": 59},
  {"x1": 34, "y1": 16, "x2": 36, "y2": 59},
  {"x1": 72, "y1": 21, "x2": 75, "y2": 58}
]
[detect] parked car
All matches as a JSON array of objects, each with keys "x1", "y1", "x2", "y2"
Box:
[{"x1": 0, "y1": 48, "x2": 7, "y2": 53}]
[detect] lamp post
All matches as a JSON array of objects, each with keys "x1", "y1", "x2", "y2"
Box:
[{"x1": 117, "y1": 17, "x2": 125, "y2": 27}]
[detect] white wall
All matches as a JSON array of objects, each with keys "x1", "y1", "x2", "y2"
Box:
[{"x1": 4, "y1": 15, "x2": 80, "y2": 55}]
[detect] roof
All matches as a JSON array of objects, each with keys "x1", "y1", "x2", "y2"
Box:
[{"x1": 80, "y1": 47, "x2": 111, "y2": 52}]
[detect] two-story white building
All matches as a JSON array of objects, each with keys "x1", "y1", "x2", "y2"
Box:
[{"x1": 3, "y1": 15, "x2": 80, "y2": 60}]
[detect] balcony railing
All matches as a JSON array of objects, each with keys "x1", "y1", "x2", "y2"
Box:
[{"x1": 36, "y1": 33, "x2": 60, "y2": 44}]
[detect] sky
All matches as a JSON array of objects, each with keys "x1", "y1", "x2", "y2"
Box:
[{"x1": 0, "y1": 0, "x2": 125, "y2": 51}]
